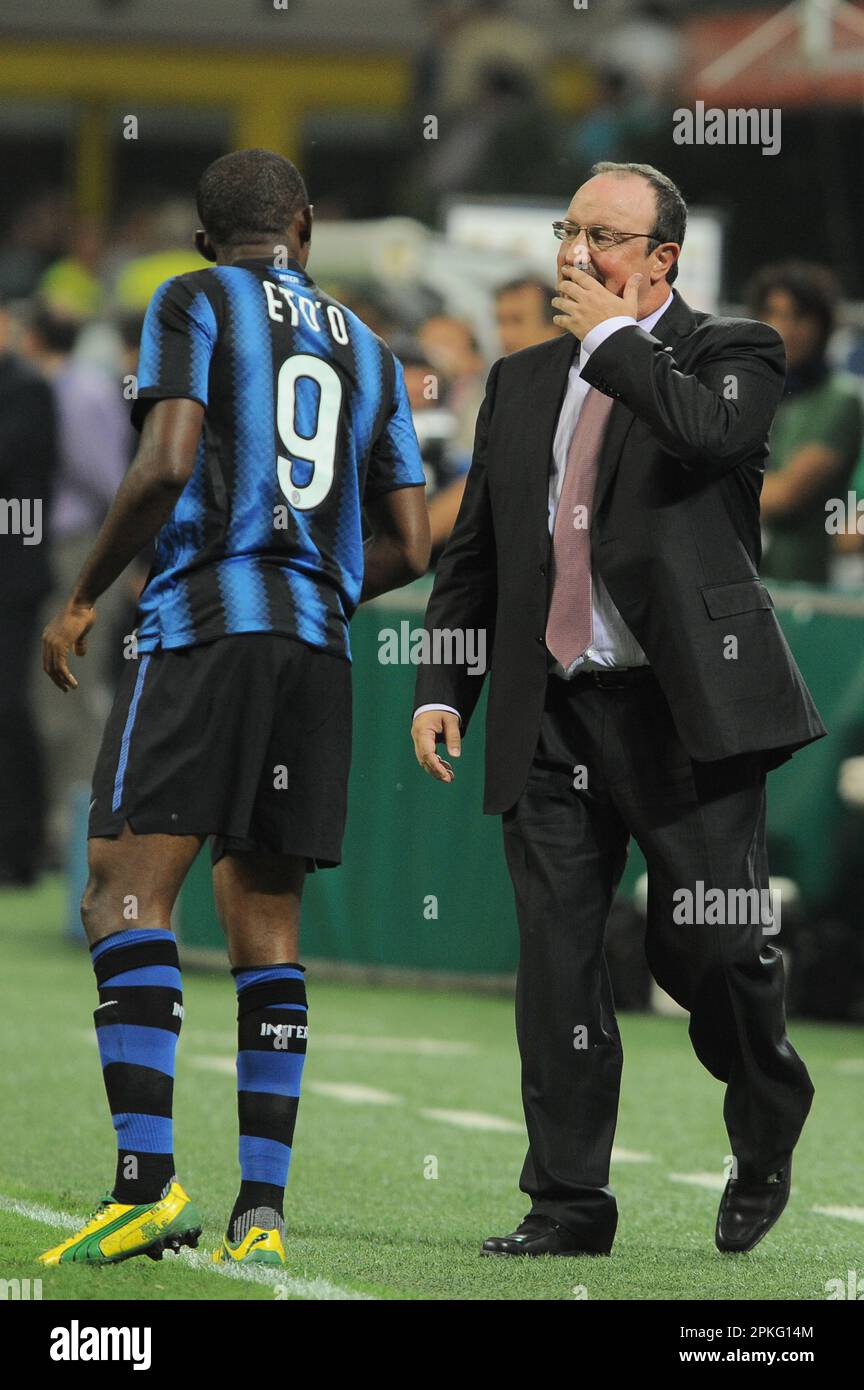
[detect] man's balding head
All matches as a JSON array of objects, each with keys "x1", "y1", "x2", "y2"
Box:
[{"x1": 557, "y1": 162, "x2": 686, "y2": 315}]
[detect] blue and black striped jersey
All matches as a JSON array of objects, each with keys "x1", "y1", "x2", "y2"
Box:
[{"x1": 131, "y1": 256, "x2": 425, "y2": 658}]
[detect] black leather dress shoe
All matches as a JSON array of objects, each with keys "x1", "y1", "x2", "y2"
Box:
[
  {"x1": 715, "y1": 1161, "x2": 792, "y2": 1253},
  {"x1": 481, "y1": 1213, "x2": 612, "y2": 1257}
]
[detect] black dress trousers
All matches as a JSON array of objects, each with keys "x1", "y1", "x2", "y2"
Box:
[{"x1": 501, "y1": 671, "x2": 814, "y2": 1245}]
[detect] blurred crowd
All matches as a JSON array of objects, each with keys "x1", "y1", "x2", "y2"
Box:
[
  {"x1": 3, "y1": 189, "x2": 864, "y2": 893},
  {"x1": 401, "y1": 0, "x2": 682, "y2": 219},
  {"x1": 0, "y1": 185, "x2": 572, "y2": 883}
]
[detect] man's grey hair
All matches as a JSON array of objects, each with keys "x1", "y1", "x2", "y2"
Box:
[{"x1": 589, "y1": 161, "x2": 687, "y2": 286}]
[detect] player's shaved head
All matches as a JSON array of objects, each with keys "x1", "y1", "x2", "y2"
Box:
[{"x1": 196, "y1": 149, "x2": 309, "y2": 251}]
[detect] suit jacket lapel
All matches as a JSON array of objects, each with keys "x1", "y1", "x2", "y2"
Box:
[{"x1": 592, "y1": 289, "x2": 696, "y2": 520}]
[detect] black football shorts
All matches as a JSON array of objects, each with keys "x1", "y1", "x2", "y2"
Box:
[{"x1": 88, "y1": 633, "x2": 352, "y2": 869}]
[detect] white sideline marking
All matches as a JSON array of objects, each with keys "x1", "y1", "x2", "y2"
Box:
[
  {"x1": 307, "y1": 1082, "x2": 403, "y2": 1106},
  {"x1": 418, "y1": 1110, "x2": 655, "y2": 1161},
  {"x1": 186, "y1": 1251, "x2": 375, "y2": 1300},
  {"x1": 75, "y1": 1033, "x2": 654, "y2": 1155},
  {"x1": 0, "y1": 1195, "x2": 80, "y2": 1232},
  {"x1": 420, "y1": 1108, "x2": 522, "y2": 1132},
  {"x1": 189, "y1": 1060, "x2": 656, "y2": 1149},
  {"x1": 668, "y1": 1172, "x2": 727, "y2": 1191},
  {"x1": 834, "y1": 1060, "x2": 864, "y2": 1074},
  {"x1": 189, "y1": 1058, "x2": 404, "y2": 1106},
  {"x1": 190, "y1": 1054, "x2": 235, "y2": 1075},
  {"x1": 812, "y1": 1205, "x2": 864, "y2": 1224},
  {"x1": 310, "y1": 1033, "x2": 476, "y2": 1057},
  {"x1": 1, "y1": 1194, "x2": 373, "y2": 1300}
]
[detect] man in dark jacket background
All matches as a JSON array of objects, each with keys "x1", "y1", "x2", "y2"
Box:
[{"x1": 0, "y1": 296, "x2": 56, "y2": 883}]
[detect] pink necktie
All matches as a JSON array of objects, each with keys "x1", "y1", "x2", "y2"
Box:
[{"x1": 545, "y1": 386, "x2": 615, "y2": 668}]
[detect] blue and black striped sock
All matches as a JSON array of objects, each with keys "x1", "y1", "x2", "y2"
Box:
[
  {"x1": 229, "y1": 963, "x2": 308, "y2": 1240},
  {"x1": 90, "y1": 927, "x2": 183, "y2": 1205}
]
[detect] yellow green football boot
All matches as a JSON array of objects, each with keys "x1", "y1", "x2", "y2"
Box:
[
  {"x1": 212, "y1": 1225, "x2": 286, "y2": 1266},
  {"x1": 38, "y1": 1181, "x2": 202, "y2": 1266}
]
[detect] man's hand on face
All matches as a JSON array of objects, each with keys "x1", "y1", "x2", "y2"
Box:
[{"x1": 552, "y1": 265, "x2": 643, "y2": 342}]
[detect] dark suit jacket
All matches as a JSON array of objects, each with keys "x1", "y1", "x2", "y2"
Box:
[
  {"x1": 414, "y1": 289, "x2": 827, "y2": 815},
  {"x1": 0, "y1": 350, "x2": 56, "y2": 607}
]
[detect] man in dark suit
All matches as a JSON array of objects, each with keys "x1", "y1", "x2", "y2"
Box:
[
  {"x1": 411, "y1": 162, "x2": 825, "y2": 1258},
  {"x1": 0, "y1": 298, "x2": 56, "y2": 883}
]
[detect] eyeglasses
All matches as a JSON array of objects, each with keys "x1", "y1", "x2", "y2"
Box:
[{"x1": 551, "y1": 221, "x2": 662, "y2": 251}]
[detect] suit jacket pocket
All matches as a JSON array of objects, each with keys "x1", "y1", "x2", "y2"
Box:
[{"x1": 700, "y1": 578, "x2": 774, "y2": 619}]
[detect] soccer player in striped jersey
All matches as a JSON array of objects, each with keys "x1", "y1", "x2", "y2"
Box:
[{"x1": 40, "y1": 149, "x2": 430, "y2": 1267}]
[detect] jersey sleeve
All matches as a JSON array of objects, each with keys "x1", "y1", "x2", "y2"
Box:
[
  {"x1": 364, "y1": 352, "x2": 427, "y2": 501},
  {"x1": 131, "y1": 275, "x2": 218, "y2": 431}
]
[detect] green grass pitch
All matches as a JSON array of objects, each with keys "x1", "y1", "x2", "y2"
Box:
[{"x1": 1, "y1": 877, "x2": 862, "y2": 1301}]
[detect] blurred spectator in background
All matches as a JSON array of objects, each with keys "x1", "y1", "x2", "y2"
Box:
[
  {"x1": 591, "y1": 0, "x2": 684, "y2": 108},
  {"x1": 36, "y1": 215, "x2": 106, "y2": 319},
  {"x1": 749, "y1": 261, "x2": 863, "y2": 586},
  {"x1": 0, "y1": 295, "x2": 57, "y2": 883},
  {"x1": 19, "y1": 302, "x2": 131, "y2": 864},
  {"x1": 0, "y1": 194, "x2": 67, "y2": 301},
  {"x1": 412, "y1": 0, "x2": 465, "y2": 118},
  {"x1": 494, "y1": 276, "x2": 561, "y2": 355},
  {"x1": 337, "y1": 288, "x2": 400, "y2": 343},
  {"x1": 564, "y1": 68, "x2": 633, "y2": 173},
  {"x1": 418, "y1": 312, "x2": 486, "y2": 459},
  {"x1": 422, "y1": 63, "x2": 557, "y2": 207},
  {"x1": 110, "y1": 200, "x2": 206, "y2": 311},
  {"x1": 391, "y1": 333, "x2": 470, "y2": 561},
  {"x1": 833, "y1": 444, "x2": 864, "y2": 589},
  {"x1": 579, "y1": 0, "x2": 682, "y2": 178},
  {"x1": 433, "y1": 0, "x2": 548, "y2": 115},
  {"x1": 407, "y1": 0, "x2": 554, "y2": 217}
]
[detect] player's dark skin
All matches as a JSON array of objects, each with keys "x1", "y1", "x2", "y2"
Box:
[{"x1": 42, "y1": 205, "x2": 431, "y2": 964}]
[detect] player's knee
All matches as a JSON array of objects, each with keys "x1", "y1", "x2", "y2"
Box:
[
  {"x1": 80, "y1": 872, "x2": 110, "y2": 945},
  {"x1": 80, "y1": 842, "x2": 131, "y2": 942},
  {"x1": 81, "y1": 873, "x2": 173, "y2": 942}
]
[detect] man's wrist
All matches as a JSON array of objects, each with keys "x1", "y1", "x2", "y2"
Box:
[
  {"x1": 581, "y1": 316, "x2": 638, "y2": 358},
  {"x1": 413, "y1": 703, "x2": 462, "y2": 723}
]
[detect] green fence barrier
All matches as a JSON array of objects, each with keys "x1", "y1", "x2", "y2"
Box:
[{"x1": 176, "y1": 581, "x2": 864, "y2": 975}]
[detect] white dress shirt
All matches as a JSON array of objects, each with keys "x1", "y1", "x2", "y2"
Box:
[{"x1": 415, "y1": 290, "x2": 674, "y2": 722}]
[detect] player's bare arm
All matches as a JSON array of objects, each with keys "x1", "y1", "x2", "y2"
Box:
[
  {"x1": 42, "y1": 397, "x2": 203, "y2": 691},
  {"x1": 360, "y1": 484, "x2": 430, "y2": 603}
]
